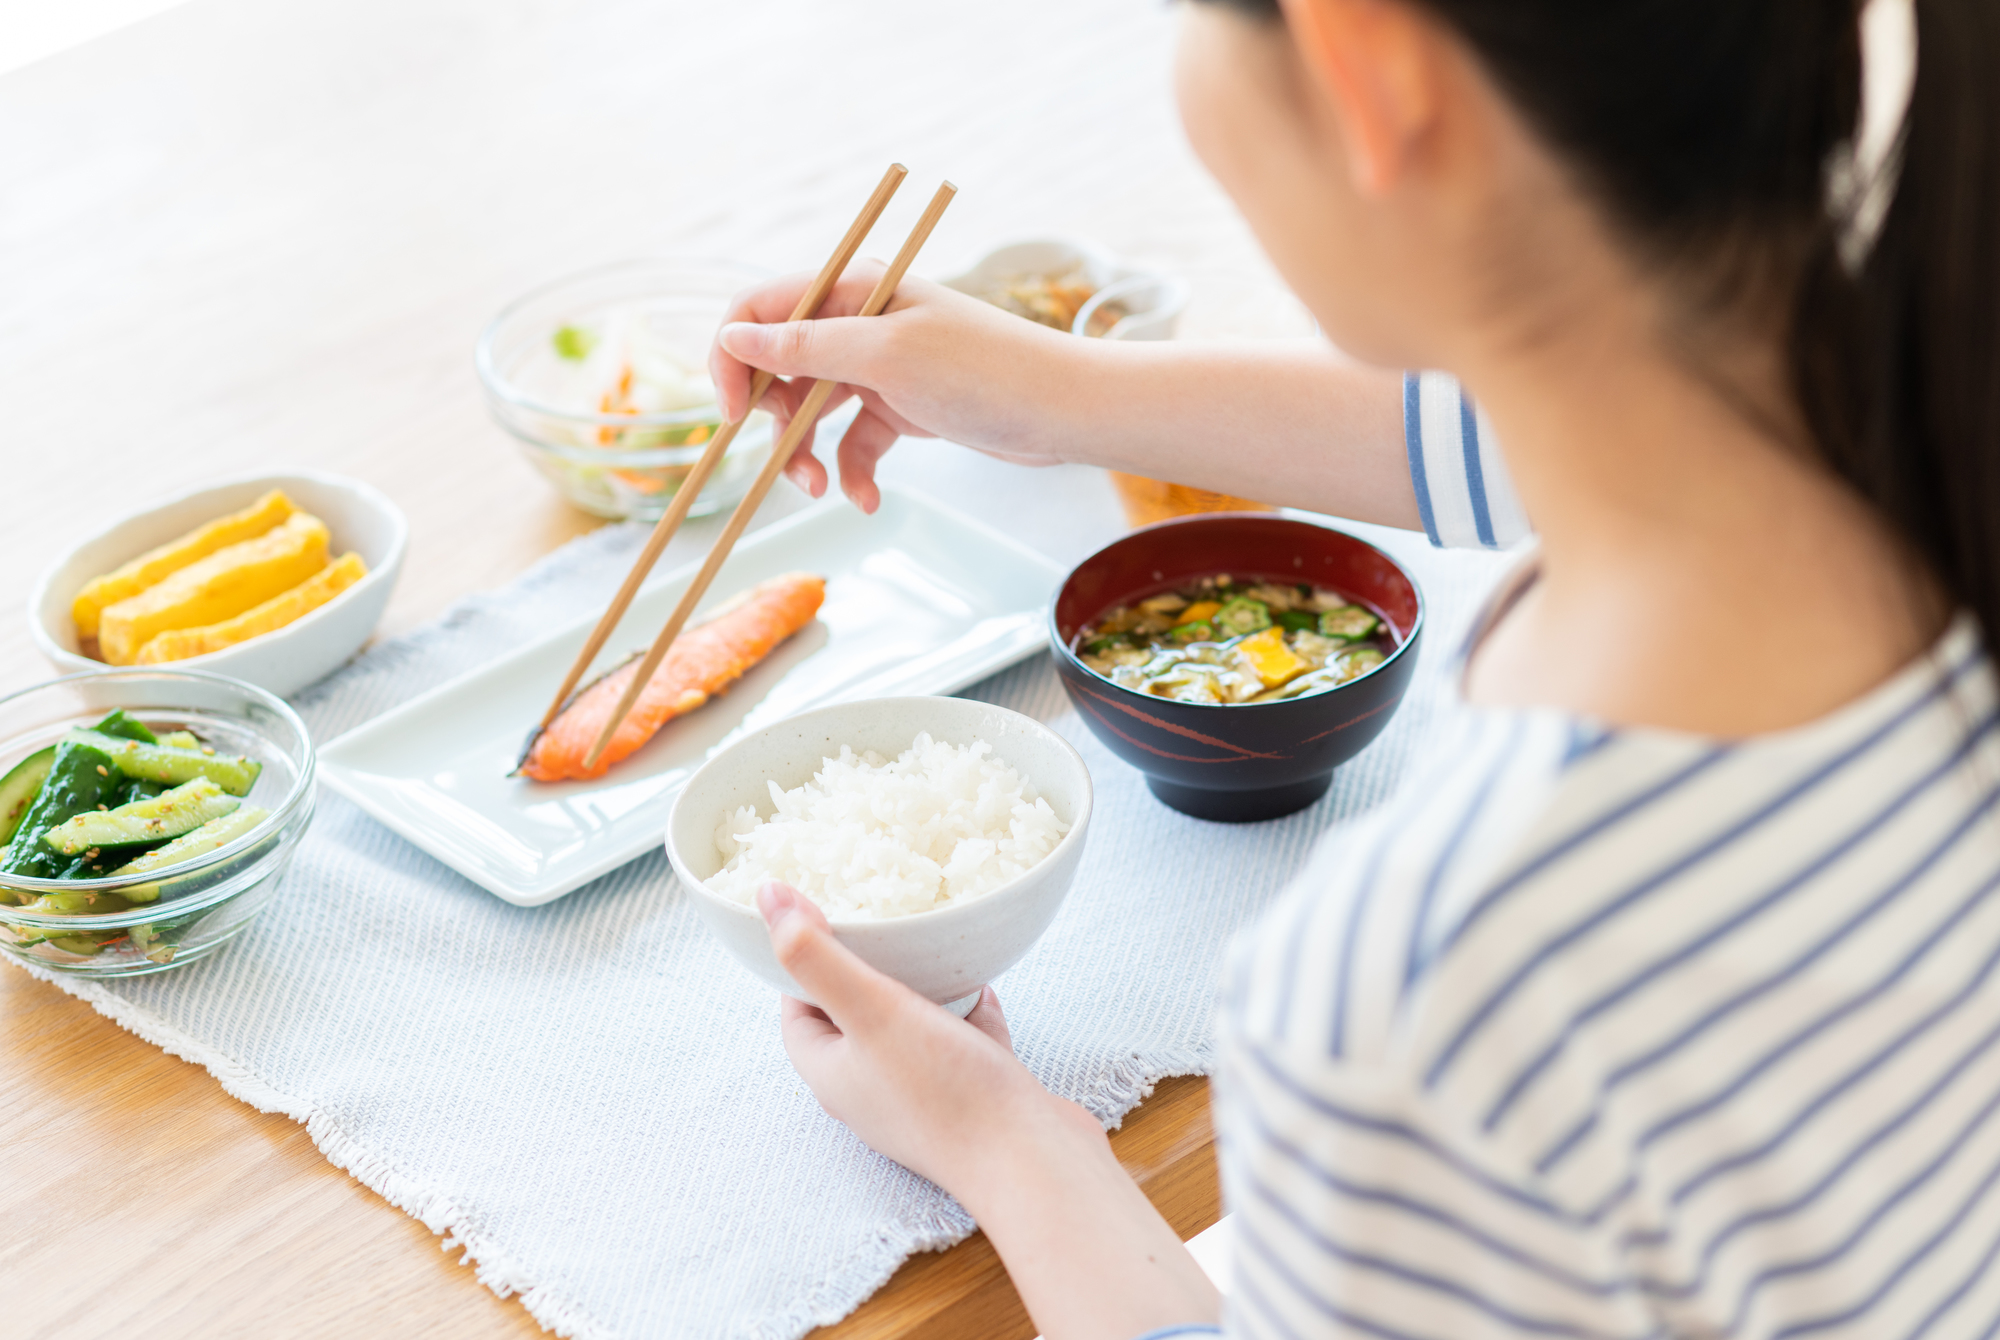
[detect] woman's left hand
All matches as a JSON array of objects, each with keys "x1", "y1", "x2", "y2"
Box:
[
  {"x1": 758, "y1": 879, "x2": 1224, "y2": 1340},
  {"x1": 756, "y1": 880, "x2": 1102, "y2": 1202}
]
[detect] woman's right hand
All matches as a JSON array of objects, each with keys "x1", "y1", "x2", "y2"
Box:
[{"x1": 709, "y1": 263, "x2": 1087, "y2": 512}]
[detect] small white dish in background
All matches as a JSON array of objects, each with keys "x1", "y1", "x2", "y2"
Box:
[
  {"x1": 316, "y1": 487, "x2": 1063, "y2": 906},
  {"x1": 30, "y1": 472, "x2": 408, "y2": 700},
  {"x1": 666, "y1": 696, "x2": 1092, "y2": 1016},
  {"x1": 943, "y1": 237, "x2": 1189, "y2": 342}
]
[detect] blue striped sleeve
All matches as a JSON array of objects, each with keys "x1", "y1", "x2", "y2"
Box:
[
  {"x1": 1401, "y1": 372, "x2": 1532, "y2": 550},
  {"x1": 1129, "y1": 1328, "x2": 1224, "y2": 1339}
]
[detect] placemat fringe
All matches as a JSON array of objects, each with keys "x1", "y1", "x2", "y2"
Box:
[{"x1": 19, "y1": 961, "x2": 618, "y2": 1340}]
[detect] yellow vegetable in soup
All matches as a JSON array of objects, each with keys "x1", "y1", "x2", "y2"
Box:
[
  {"x1": 72, "y1": 490, "x2": 296, "y2": 639},
  {"x1": 133, "y1": 551, "x2": 368, "y2": 663},
  {"x1": 98, "y1": 513, "x2": 330, "y2": 664},
  {"x1": 1180, "y1": 600, "x2": 1223, "y2": 626},
  {"x1": 1234, "y1": 627, "x2": 1310, "y2": 688}
]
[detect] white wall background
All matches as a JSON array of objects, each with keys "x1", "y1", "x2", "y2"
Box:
[{"x1": 0, "y1": 0, "x2": 193, "y2": 75}]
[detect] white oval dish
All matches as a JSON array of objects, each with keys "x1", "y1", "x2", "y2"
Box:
[
  {"x1": 666, "y1": 696, "x2": 1093, "y2": 1017},
  {"x1": 29, "y1": 471, "x2": 408, "y2": 699}
]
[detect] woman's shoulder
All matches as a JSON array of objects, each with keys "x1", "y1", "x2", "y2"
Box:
[
  {"x1": 1230, "y1": 615, "x2": 2000, "y2": 1076},
  {"x1": 1225, "y1": 706, "x2": 1593, "y2": 1064}
]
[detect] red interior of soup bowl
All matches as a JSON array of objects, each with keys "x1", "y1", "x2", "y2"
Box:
[{"x1": 1053, "y1": 512, "x2": 1421, "y2": 647}]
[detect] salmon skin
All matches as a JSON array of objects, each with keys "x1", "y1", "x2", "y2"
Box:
[{"x1": 517, "y1": 572, "x2": 825, "y2": 782}]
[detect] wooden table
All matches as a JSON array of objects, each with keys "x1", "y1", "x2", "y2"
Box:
[{"x1": 0, "y1": 1, "x2": 1284, "y2": 1332}]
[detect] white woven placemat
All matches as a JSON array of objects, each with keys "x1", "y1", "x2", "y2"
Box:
[{"x1": 19, "y1": 503, "x2": 1506, "y2": 1339}]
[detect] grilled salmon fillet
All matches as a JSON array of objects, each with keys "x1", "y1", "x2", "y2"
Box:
[{"x1": 518, "y1": 572, "x2": 825, "y2": 781}]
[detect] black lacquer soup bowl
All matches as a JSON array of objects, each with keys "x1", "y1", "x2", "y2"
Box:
[{"x1": 1049, "y1": 512, "x2": 1423, "y2": 822}]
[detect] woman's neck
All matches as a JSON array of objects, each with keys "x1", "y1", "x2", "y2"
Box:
[{"x1": 1453, "y1": 286, "x2": 1948, "y2": 736}]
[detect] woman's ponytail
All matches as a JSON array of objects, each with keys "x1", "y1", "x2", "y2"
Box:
[
  {"x1": 1200, "y1": 0, "x2": 2000, "y2": 640},
  {"x1": 1795, "y1": 0, "x2": 2000, "y2": 642}
]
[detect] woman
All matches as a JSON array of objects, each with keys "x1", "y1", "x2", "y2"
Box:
[{"x1": 710, "y1": 1, "x2": 2000, "y2": 1336}]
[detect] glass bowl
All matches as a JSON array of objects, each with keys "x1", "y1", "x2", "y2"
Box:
[
  {"x1": 476, "y1": 258, "x2": 778, "y2": 521},
  {"x1": 0, "y1": 669, "x2": 315, "y2": 976}
]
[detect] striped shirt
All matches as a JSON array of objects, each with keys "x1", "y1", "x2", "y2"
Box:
[
  {"x1": 1193, "y1": 375, "x2": 2000, "y2": 1339},
  {"x1": 1404, "y1": 371, "x2": 1532, "y2": 551}
]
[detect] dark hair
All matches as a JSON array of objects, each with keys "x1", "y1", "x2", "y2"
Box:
[{"x1": 1212, "y1": 0, "x2": 2000, "y2": 646}]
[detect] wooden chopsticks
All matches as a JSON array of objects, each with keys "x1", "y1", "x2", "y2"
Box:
[
  {"x1": 533, "y1": 162, "x2": 909, "y2": 735},
  {"x1": 579, "y1": 178, "x2": 959, "y2": 770}
]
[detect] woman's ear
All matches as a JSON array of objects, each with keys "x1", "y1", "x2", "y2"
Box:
[{"x1": 1278, "y1": 0, "x2": 1441, "y2": 196}]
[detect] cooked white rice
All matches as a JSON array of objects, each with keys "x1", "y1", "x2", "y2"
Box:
[{"x1": 707, "y1": 732, "x2": 1069, "y2": 919}]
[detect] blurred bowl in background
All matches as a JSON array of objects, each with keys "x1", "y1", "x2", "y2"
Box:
[
  {"x1": 944, "y1": 237, "x2": 1189, "y2": 341},
  {"x1": 478, "y1": 258, "x2": 804, "y2": 522}
]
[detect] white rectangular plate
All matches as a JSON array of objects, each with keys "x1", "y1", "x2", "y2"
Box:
[{"x1": 317, "y1": 488, "x2": 1062, "y2": 905}]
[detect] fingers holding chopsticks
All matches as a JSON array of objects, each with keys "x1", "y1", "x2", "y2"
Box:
[
  {"x1": 830, "y1": 406, "x2": 904, "y2": 514},
  {"x1": 744, "y1": 374, "x2": 904, "y2": 512},
  {"x1": 711, "y1": 264, "x2": 889, "y2": 421}
]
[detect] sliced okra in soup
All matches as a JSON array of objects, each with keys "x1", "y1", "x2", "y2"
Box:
[
  {"x1": 1318, "y1": 605, "x2": 1381, "y2": 641},
  {"x1": 1213, "y1": 597, "x2": 1272, "y2": 637}
]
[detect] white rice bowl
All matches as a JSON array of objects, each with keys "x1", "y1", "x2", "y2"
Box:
[{"x1": 707, "y1": 732, "x2": 1070, "y2": 919}]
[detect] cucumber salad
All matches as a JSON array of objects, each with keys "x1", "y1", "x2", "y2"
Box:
[{"x1": 0, "y1": 711, "x2": 268, "y2": 962}]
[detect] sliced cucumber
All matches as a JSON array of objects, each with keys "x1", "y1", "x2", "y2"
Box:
[
  {"x1": 0, "y1": 746, "x2": 56, "y2": 848},
  {"x1": 20, "y1": 889, "x2": 136, "y2": 916},
  {"x1": 129, "y1": 921, "x2": 181, "y2": 964},
  {"x1": 161, "y1": 730, "x2": 199, "y2": 750},
  {"x1": 91, "y1": 710, "x2": 159, "y2": 745},
  {"x1": 62, "y1": 730, "x2": 262, "y2": 797},
  {"x1": 111, "y1": 804, "x2": 269, "y2": 891},
  {"x1": 1, "y1": 741, "x2": 122, "y2": 881},
  {"x1": 42, "y1": 778, "x2": 239, "y2": 855},
  {"x1": 44, "y1": 933, "x2": 111, "y2": 956}
]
